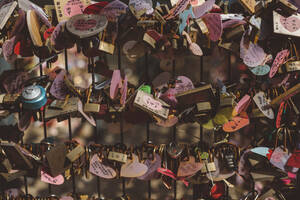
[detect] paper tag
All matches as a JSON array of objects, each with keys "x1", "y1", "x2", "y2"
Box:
[
  {"x1": 273, "y1": 11, "x2": 300, "y2": 37},
  {"x1": 120, "y1": 154, "x2": 148, "y2": 177},
  {"x1": 54, "y1": 0, "x2": 90, "y2": 22},
  {"x1": 89, "y1": 154, "x2": 116, "y2": 179},
  {"x1": 108, "y1": 151, "x2": 127, "y2": 163},
  {"x1": 250, "y1": 64, "x2": 270, "y2": 76},
  {"x1": 223, "y1": 112, "x2": 250, "y2": 132},
  {"x1": 50, "y1": 70, "x2": 68, "y2": 100},
  {"x1": 253, "y1": 91, "x2": 274, "y2": 119},
  {"x1": 177, "y1": 156, "x2": 203, "y2": 177},
  {"x1": 269, "y1": 49, "x2": 290, "y2": 78},
  {"x1": 0, "y1": 1, "x2": 17, "y2": 30},
  {"x1": 41, "y1": 169, "x2": 64, "y2": 185},
  {"x1": 241, "y1": 40, "x2": 266, "y2": 67},
  {"x1": 192, "y1": 0, "x2": 215, "y2": 19},
  {"x1": 202, "y1": 13, "x2": 222, "y2": 42}
]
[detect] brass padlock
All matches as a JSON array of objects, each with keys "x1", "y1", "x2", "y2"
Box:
[{"x1": 98, "y1": 29, "x2": 115, "y2": 54}]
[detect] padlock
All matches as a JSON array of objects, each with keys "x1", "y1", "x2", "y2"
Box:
[
  {"x1": 201, "y1": 150, "x2": 216, "y2": 173},
  {"x1": 133, "y1": 90, "x2": 169, "y2": 120},
  {"x1": 45, "y1": 144, "x2": 67, "y2": 177},
  {"x1": 66, "y1": 144, "x2": 85, "y2": 163},
  {"x1": 0, "y1": 1, "x2": 18, "y2": 31},
  {"x1": 21, "y1": 85, "x2": 47, "y2": 110},
  {"x1": 0, "y1": 142, "x2": 33, "y2": 170},
  {"x1": 98, "y1": 29, "x2": 115, "y2": 54}
]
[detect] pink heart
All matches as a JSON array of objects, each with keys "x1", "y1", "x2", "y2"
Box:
[{"x1": 280, "y1": 15, "x2": 300, "y2": 32}]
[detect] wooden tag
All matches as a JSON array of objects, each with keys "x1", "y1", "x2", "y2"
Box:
[
  {"x1": 271, "y1": 83, "x2": 300, "y2": 106},
  {"x1": 273, "y1": 11, "x2": 300, "y2": 37},
  {"x1": 177, "y1": 156, "x2": 203, "y2": 177},
  {"x1": 45, "y1": 144, "x2": 67, "y2": 177},
  {"x1": 53, "y1": 0, "x2": 91, "y2": 22},
  {"x1": 108, "y1": 151, "x2": 127, "y2": 163},
  {"x1": 238, "y1": 0, "x2": 256, "y2": 14},
  {"x1": 89, "y1": 154, "x2": 116, "y2": 179},
  {"x1": 0, "y1": 1, "x2": 17, "y2": 30},
  {"x1": 0, "y1": 142, "x2": 33, "y2": 170},
  {"x1": 66, "y1": 145, "x2": 85, "y2": 163},
  {"x1": 26, "y1": 10, "x2": 43, "y2": 47},
  {"x1": 134, "y1": 90, "x2": 169, "y2": 120},
  {"x1": 120, "y1": 154, "x2": 148, "y2": 178}
]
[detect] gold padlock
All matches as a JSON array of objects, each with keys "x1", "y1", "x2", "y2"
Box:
[{"x1": 99, "y1": 29, "x2": 115, "y2": 54}]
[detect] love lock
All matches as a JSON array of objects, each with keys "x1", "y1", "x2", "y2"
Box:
[{"x1": 167, "y1": 141, "x2": 183, "y2": 159}]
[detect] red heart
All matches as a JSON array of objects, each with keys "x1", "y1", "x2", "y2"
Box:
[
  {"x1": 210, "y1": 182, "x2": 225, "y2": 199},
  {"x1": 280, "y1": 15, "x2": 300, "y2": 32}
]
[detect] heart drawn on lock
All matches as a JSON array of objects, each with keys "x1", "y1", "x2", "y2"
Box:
[
  {"x1": 121, "y1": 154, "x2": 148, "y2": 178},
  {"x1": 137, "y1": 154, "x2": 161, "y2": 180},
  {"x1": 41, "y1": 169, "x2": 64, "y2": 185},
  {"x1": 177, "y1": 156, "x2": 203, "y2": 177},
  {"x1": 223, "y1": 112, "x2": 249, "y2": 132},
  {"x1": 89, "y1": 154, "x2": 117, "y2": 179},
  {"x1": 280, "y1": 15, "x2": 300, "y2": 33}
]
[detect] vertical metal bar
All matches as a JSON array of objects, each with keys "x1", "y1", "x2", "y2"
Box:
[
  {"x1": 145, "y1": 52, "x2": 151, "y2": 199},
  {"x1": 64, "y1": 49, "x2": 76, "y2": 194},
  {"x1": 194, "y1": 55, "x2": 204, "y2": 200},
  {"x1": 20, "y1": 137, "x2": 28, "y2": 195},
  {"x1": 92, "y1": 56, "x2": 101, "y2": 198},
  {"x1": 172, "y1": 59, "x2": 177, "y2": 200},
  {"x1": 228, "y1": 52, "x2": 231, "y2": 82},
  {"x1": 43, "y1": 60, "x2": 51, "y2": 194},
  {"x1": 117, "y1": 42, "x2": 126, "y2": 196}
]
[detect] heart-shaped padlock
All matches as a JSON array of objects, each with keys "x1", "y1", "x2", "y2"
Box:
[{"x1": 167, "y1": 141, "x2": 183, "y2": 159}]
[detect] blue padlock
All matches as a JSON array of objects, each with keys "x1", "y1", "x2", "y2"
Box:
[{"x1": 21, "y1": 85, "x2": 47, "y2": 110}]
